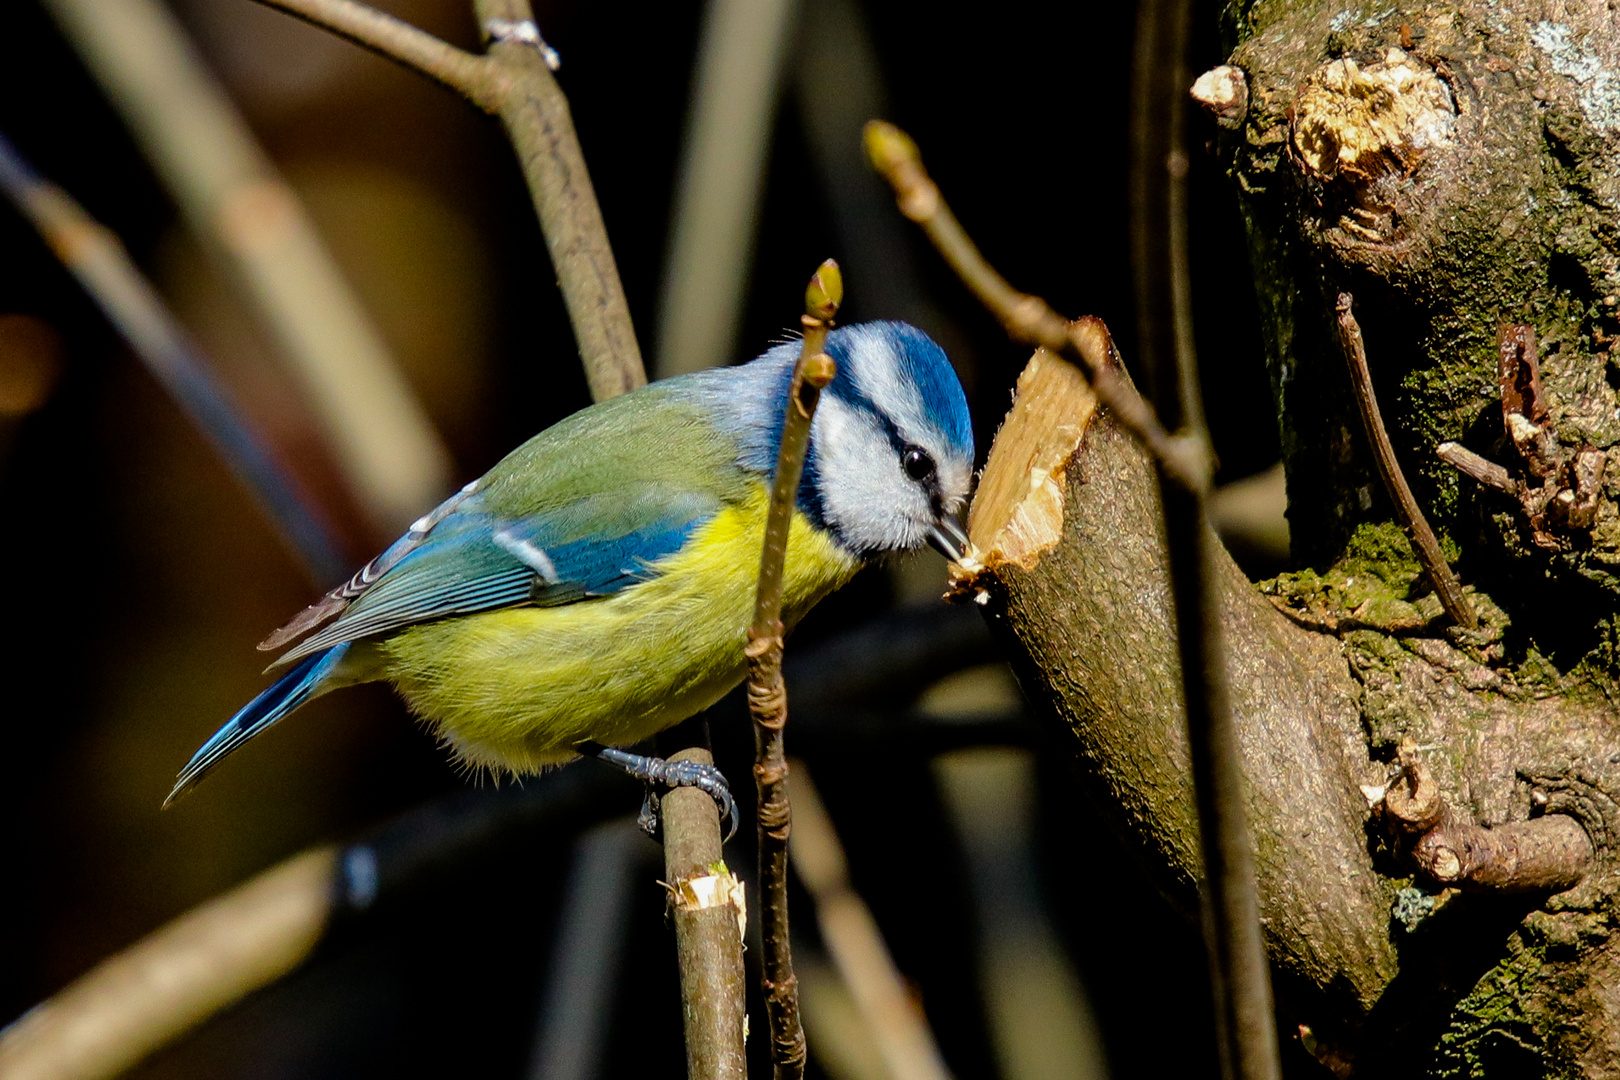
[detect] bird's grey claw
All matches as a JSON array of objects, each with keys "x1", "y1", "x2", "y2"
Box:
[
  {"x1": 652, "y1": 758, "x2": 739, "y2": 844},
  {"x1": 582, "y1": 743, "x2": 738, "y2": 844},
  {"x1": 636, "y1": 788, "x2": 663, "y2": 840}
]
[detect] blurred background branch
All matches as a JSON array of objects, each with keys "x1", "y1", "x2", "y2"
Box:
[
  {"x1": 0, "y1": 847, "x2": 337, "y2": 1080},
  {"x1": 0, "y1": 131, "x2": 346, "y2": 582},
  {"x1": 249, "y1": 0, "x2": 645, "y2": 400},
  {"x1": 42, "y1": 0, "x2": 452, "y2": 536},
  {"x1": 656, "y1": 0, "x2": 796, "y2": 378},
  {"x1": 789, "y1": 763, "x2": 953, "y2": 1080}
]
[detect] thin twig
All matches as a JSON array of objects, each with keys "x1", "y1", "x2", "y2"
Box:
[
  {"x1": 251, "y1": 0, "x2": 646, "y2": 401},
  {"x1": 1334, "y1": 294, "x2": 1476, "y2": 628},
  {"x1": 663, "y1": 745, "x2": 750, "y2": 1080},
  {"x1": 0, "y1": 131, "x2": 347, "y2": 583},
  {"x1": 250, "y1": 0, "x2": 494, "y2": 103},
  {"x1": 789, "y1": 762, "x2": 954, "y2": 1080},
  {"x1": 863, "y1": 121, "x2": 1211, "y2": 496},
  {"x1": 749, "y1": 260, "x2": 843, "y2": 1080},
  {"x1": 866, "y1": 116, "x2": 1280, "y2": 1080},
  {"x1": 1436, "y1": 441, "x2": 1519, "y2": 494},
  {"x1": 1130, "y1": 0, "x2": 1280, "y2": 1073},
  {"x1": 44, "y1": 0, "x2": 453, "y2": 533}
]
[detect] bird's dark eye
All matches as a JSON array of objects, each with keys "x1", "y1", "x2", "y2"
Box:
[{"x1": 902, "y1": 446, "x2": 935, "y2": 481}]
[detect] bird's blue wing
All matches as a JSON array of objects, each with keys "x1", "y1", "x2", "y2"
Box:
[{"x1": 273, "y1": 486, "x2": 718, "y2": 666}]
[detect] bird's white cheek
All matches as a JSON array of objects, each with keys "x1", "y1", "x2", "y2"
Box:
[
  {"x1": 814, "y1": 400, "x2": 930, "y2": 553},
  {"x1": 940, "y1": 459, "x2": 973, "y2": 512}
]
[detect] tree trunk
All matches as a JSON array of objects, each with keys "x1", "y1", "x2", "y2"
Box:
[{"x1": 962, "y1": 327, "x2": 1617, "y2": 1074}]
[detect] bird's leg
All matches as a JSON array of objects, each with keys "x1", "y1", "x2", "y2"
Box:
[{"x1": 578, "y1": 742, "x2": 738, "y2": 843}]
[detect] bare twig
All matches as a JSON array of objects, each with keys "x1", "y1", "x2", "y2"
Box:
[
  {"x1": 1131, "y1": 0, "x2": 1279, "y2": 1074},
  {"x1": 663, "y1": 746, "x2": 750, "y2": 1080},
  {"x1": 0, "y1": 131, "x2": 347, "y2": 583},
  {"x1": 789, "y1": 762, "x2": 954, "y2": 1080},
  {"x1": 749, "y1": 260, "x2": 843, "y2": 1080},
  {"x1": 251, "y1": 0, "x2": 646, "y2": 401},
  {"x1": 1384, "y1": 749, "x2": 1591, "y2": 892},
  {"x1": 1334, "y1": 294, "x2": 1476, "y2": 628},
  {"x1": 44, "y1": 0, "x2": 453, "y2": 533},
  {"x1": 249, "y1": 0, "x2": 494, "y2": 103},
  {"x1": 869, "y1": 96, "x2": 1278, "y2": 1080},
  {"x1": 1436, "y1": 441, "x2": 1519, "y2": 494},
  {"x1": 862, "y1": 121, "x2": 1211, "y2": 496},
  {"x1": 0, "y1": 847, "x2": 337, "y2": 1080}
]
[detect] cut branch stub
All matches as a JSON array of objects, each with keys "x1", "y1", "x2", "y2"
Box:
[
  {"x1": 957, "y1": 341, "x2": 1400, "y2": 1018},
  {"x1": 1382, "y1": 750, "x2": 1594, "y2": 894}
]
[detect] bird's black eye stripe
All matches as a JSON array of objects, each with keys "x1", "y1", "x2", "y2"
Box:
[{"x1": 902, "y1": 445, "x2": 935, "y2": 481}]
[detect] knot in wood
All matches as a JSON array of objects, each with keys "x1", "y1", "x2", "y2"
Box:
[
  {"x1": 1422, "y1": 841, "x2": 1464, "y2": 882},
  {"x1": 746, "y1": 628, "x2": 783, "y2": 661},
  {"x1": 802, "y1": 352, "x2": 837, "y2": 389},
  {"x1": 755, "y1": 761, "x2": 789, "y2": 787},
  {"x1": 748, "y1": 678, "x2": 787, "y2": 722},
  {"x1": 756, "y1": 797, "x2": 791, "y2": 834},
  {"x1": 1385, "y1": 756, "x2": 1445, "y2": 833},
  {"x1": 1191, "y1": 64, "x2": 1249, "y2": 126}
]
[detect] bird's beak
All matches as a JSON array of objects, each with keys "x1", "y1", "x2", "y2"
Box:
[{"x1": 928, "y1": 514, "x2": 970, "y2": 561}]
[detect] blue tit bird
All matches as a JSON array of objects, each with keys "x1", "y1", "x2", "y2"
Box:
[{"x1": 167, "y1": 320, "x2": 974, "y2": 814}]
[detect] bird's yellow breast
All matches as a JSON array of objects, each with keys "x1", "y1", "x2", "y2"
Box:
[{"x1": 370, "y1": 484, "x2": 860, "y2": 774}]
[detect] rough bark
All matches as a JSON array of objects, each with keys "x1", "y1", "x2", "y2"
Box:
[
  {"x1": 1221, "y1": 0, "x2": 1620, "y2": 611},
  {"x1": 961, "y1": 344, "x2": 1620, "y2": 1075},
  {"x1": 1202, "y1": 0, "x2": 1620, "y2": 1073}
]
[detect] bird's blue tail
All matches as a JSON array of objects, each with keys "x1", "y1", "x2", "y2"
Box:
[{"x1": 165, "y1": 643, "x2": 350, "y2": 805}]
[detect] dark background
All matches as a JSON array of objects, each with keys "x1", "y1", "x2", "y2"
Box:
[{"x1": 0, "y1": 1, "x2": 1282, "y2": 1077}]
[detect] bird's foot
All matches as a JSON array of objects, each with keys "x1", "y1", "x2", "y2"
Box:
[{"x1": 580, "y1": 743, "x2": 738, "y2": 844}]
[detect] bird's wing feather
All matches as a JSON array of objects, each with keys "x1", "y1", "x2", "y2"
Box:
[{"x1": 273, "y1": 485, "x2": 721, "y2": 666}]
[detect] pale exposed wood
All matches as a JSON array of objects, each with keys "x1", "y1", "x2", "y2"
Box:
[{"x1": 965, "y1": 348, "x2": 1096, "y2": 569}]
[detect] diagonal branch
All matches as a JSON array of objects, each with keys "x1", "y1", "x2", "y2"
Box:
[
  {"x1": 1335, "y1": 294, "x2": 1476, "y2": 628},
  {"x1": 863, "y1": 121, "x2": 1209, "y2": 497},
  {"x1": 0, "y1": 130, "x2": 347, "y2": 584},
  {"x1": 749, "y1": 259, "x2": 843, "y2": 1080},
  {"x1": 868, "y1": 62, "x2": 1281, "y2": 1078},
  {"x1": 46, "y1": 0, "x2": 454, "y2": 533},
  {"x1": 250, "y1": 0, "x2": 646, "y2": 401},
  {"x1": 249, "y1": 0, "x2": 494, "y2": 104}
]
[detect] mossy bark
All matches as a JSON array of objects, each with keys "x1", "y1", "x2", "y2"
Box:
[
  {"x1": 966, "y1": 341, "x2": 1620, "y2": 1074},
  {"x1": 974, "y1": 0, "x2": 1620, "y2": 1072},
  {"x1": 1223, "y1": 0, "x2": 1620, "y2": 618}
]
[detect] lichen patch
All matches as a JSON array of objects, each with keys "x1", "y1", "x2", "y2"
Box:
[{"x1": 1532, "y1": 21, "x2": 1620, "y2": 134}]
